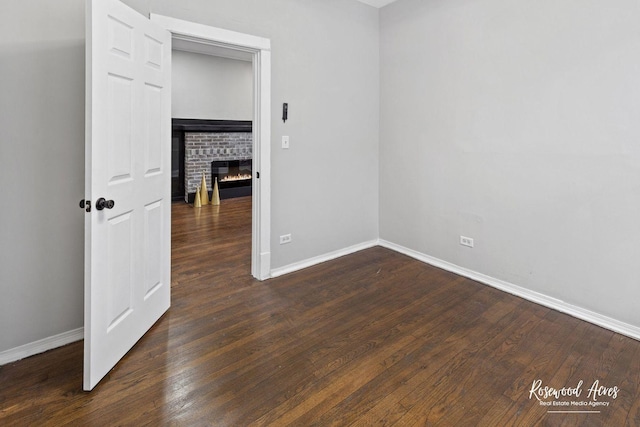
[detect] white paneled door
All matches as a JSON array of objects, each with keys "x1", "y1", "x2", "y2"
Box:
[{"x1": 84, "y1": 0, "x2": 171, "y2": 391}]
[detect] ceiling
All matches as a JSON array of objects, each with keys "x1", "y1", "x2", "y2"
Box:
[
  {"x1": 172, "y1": 37, "x2": 253, "y2": 62},
  {"x1": 356, "y1": 0, "x2": 399, "y2": 8}
]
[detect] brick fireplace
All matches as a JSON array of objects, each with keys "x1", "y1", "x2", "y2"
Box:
[{"x1": 172, "y1": 119, "x2": 252, "y2": 202}]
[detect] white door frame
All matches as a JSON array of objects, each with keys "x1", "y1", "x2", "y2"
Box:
[{"x1": 151, "y1": 15, "x2": 271, "y2": 280}]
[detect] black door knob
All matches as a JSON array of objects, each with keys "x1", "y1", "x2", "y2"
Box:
[{"x1": 96, "y1": 198, "x2": 115, "y2": 210}]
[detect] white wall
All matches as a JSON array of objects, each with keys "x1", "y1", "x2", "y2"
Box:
[
  {"x1": 0, "y1": 0, "x2": 379, "y2": 355},
  {"x1": 380, "y1": 0, "x2": 640, "y2": 330},
  {"x1": 0, "y1": 0, "x2": 85, "y2": 353},
  {"x1": 172, "y1": 50, "x2": 252, "y2": 120}
]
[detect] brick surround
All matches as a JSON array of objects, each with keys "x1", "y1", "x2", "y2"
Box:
[{"x1": 184, "y1": 132, "x2": 252, "y2": 200}]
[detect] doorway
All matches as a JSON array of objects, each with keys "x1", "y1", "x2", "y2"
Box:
[{"x1": 151, "y1": 14, "x2": 272, "y2": 280}]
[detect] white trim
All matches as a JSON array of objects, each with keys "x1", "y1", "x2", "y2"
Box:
[
  {"x1": 379, "y1": 239, "x2": 640, "y2": 342},
  {"x1": 0, "y1": 328, "x2": 84, "y2": 366},
  {"x1": 6, "y1": 237, "x2": 640, "y2": 365},
  {"x1": 150, "y1": 15, "x2": 270, "y2": 51},
  {"x1": 254, "y1": 49, "x2": 272, "y2": 280},
  {"x1": 150, "y1": 14, "x2": 271, "y2": 280},
  {"x1": 260, "y1": 250, "x2": 272, "y2": 280},
  {"x1": 270, "y1": 240, "x2": 379, "y2": 278}
]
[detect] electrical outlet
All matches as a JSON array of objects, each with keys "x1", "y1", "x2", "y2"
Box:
[
  {"x1": 460, "y1": 236, "x2": 474, "y2": 248},
  {"x1": 280, "y1": 234, "x2": 292, "y2": 244}
]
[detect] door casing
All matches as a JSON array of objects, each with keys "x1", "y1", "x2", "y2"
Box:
[{"x1": 151, "y1": 14, "x2": 272, "y2": 280}]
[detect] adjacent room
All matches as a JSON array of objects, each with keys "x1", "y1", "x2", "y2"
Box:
[
  {"x1": 170, "y1": 48, "x2": 254, "y2": 205},
  {"x1": 1, "y1": 0, "x2": 639, "y2": 425}
]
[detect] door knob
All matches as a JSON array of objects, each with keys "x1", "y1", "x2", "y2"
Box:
[{"x1": 96, "y1": 198, "x2": 115, "y2": 210}]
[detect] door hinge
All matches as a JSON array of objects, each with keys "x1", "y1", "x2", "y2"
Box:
[{"x1": 256, "y1": 171, "x2": 260, "y2": 179}]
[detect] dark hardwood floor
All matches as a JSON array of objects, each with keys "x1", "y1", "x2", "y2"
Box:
[{"x1": 1, "y1": 196, "x2": 639, "y2": 426}]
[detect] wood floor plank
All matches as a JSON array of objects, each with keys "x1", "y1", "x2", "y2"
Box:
[
  {"x1": 251, "y1": 278, "x2": 481, "y2": 426},
  {"x1": 1, "y1": 197, "x2": 638, "y2": 426},
  {"x1": 493, "y1": 320, "x2": 599, "y2": 427},
  {"x1": 435, "y1": 305, "x2": 549, "y2": 426},
  {"x1": 390, "y1": 301, "x2": 545, "y2": 425},
  {"x1": 348, "y1": 292, "x2": 520, "y2": 426},
  {"x1": 464, "y1": 310, "x2": 580, "y2": 425}
]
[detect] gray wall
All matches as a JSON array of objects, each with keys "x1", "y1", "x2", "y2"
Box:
[
  {"x1": 380, "y1": 0, "x2": 640, "y2": 328},
  {"x1": 172, "y1": 50, "x2": 252, "y2": 120},
  {"x1": 0, "y1": 1, "x2": 85, "y2": 353},
  {"x1": 3, "y1": 0, "x2": 640, "y2": 359},
  {"x1": 121, "y1": 0, "x2": 380, "y2": 269},
  {"x1": 0, "y1": 0, "x2": 380, "y2": 354}
]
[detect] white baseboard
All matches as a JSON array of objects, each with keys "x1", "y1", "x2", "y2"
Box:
[
  {"x1": 379, "y1": 239, "x2": 640, "y2": 342},
  {"x1": 4, "y1": 238, "x2": 639, "y2": 367},
  {"x1": 259, "y1": 251, "x2": 271, "y2": 281},
  {"x1": 270, "y1": 239, "x2": 379, "y2": 278},
  {"x1": 0, "y1": 327, "x2": 84, "y2": 366}
]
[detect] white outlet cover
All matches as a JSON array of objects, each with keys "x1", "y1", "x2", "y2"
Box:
[
  {"x1": 279, "y1": 234, "x2": 292, "y2": 244},
  {"x1": 460, "y1": 236, "x2": 474, "y2": 248},
  {"x1": 282, "y1": 136, "x2": 290, "y2": 149}
]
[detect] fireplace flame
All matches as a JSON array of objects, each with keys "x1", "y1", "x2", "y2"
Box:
[{"x1": 221, "y1": 173, "x2": 252, "y2": 182}]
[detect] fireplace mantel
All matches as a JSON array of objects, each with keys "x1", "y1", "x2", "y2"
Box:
[{"x1": 172, "y1": 118, "x2": 252, "y2": 133}]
